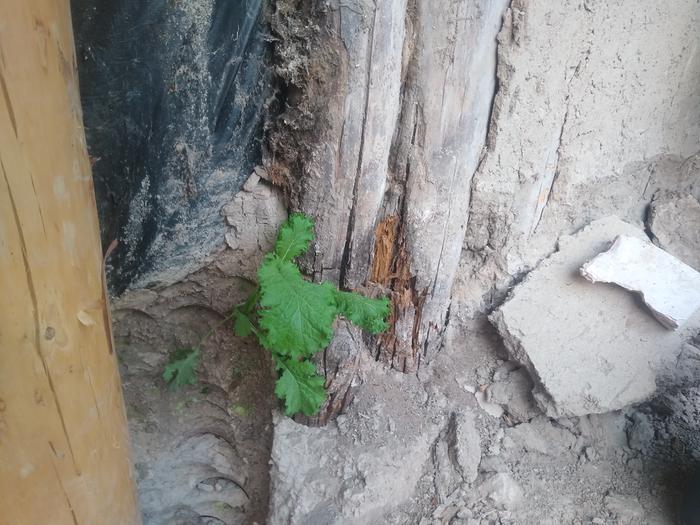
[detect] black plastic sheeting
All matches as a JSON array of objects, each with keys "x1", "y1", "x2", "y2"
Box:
[{"x1": 72, "y1": 0, "x2": 273, "y2": 294}]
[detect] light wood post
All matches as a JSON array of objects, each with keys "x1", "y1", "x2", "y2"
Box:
[{"x1": 0, "y1": 1, "x2": 142, "y2": 523}]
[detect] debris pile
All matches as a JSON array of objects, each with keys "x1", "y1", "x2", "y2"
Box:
[{"x1": 266, "y1": 213, "x2": 700, "y2": 524}]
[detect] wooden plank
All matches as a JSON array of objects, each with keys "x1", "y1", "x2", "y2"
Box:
[{"x1": 0, "y1": 1, "x2": 142, "y2": 523}]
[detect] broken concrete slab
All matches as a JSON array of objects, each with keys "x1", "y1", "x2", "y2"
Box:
[
  {"x1": 581, "y1": 235, "x2": 700, "y2": 329},
  {"x1": 648, "y1": 192, "x2": 700, "y2": 272},
  {"x1": 490, "y1": 217, "x2": 696, "y2": 418}
]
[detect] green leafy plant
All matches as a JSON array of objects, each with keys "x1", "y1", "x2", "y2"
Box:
[
  {"x1": 163, "y1": 213, "x2": 391, "y2": 416},
  {"x1": 163, "y1": 347, "x2": 200, "y2": 387}
]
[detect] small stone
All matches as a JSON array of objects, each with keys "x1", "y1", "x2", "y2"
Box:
[
  {"x1": 243, "y1": 172, "x2": 261, "y2": 192},
  {"x1": 493, "y1": 361, "x2": 519, "y2": 381},
  {"x1": 626, "y1": 411, "x2": 654, "y2": 453},
  {"x1": 479, "y1": 455, "x2": 506, "y2": 473},
  {"x1": 475, "y1": 391, "x2": 504, "y2": 418},
  {"x1": 584, "y1": 446, "x2": 598, "y2": 461},
  {"x1": 504, "y1": 416, "x2": 576, "y2": 456},
  {"x1": 626, "y1": 457, "x2": 643, "y2": 472},
  {"x1": 478, "y1": 473, "x2": 523, "y2": 510},
  {"x1": 253, "y1": 165, "x2": 269, "y2": 180},
  {"x1": 486, "y1": 368, "x2": 540, "y2": 422},
  {"x1": 456, "y1": 411, "x2": 482, "y2": 483},
  {"x1": 604, "y1": 493, "x2": 645, "y2": 521}
]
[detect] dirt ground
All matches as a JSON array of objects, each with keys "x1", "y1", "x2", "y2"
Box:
[{"x1": 114, "y1": 286, "x2": 700, "y2": 524}]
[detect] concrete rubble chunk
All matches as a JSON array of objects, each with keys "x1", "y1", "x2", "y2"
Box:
[
  {"x1": 604, "y1": 493, "x2": 645, "y2": 522},
  {"x1": 478, "y1": 473, "x2": 523, "y2": 510},
  {"x1": 474, "y1": 391, "x2": 504, "y2": 418},
  {"x1": 455, "y1": 411, "x2": 481, "y2": 483},
  {"x1": 581, "y1": 235, "x2": 700, "y2": 329},
  {"x1": 486, "y1": 368, "x2": 541, "y2": 423},
  {"x1": 490, "y1": 217, "x2": 695, "y2": 418},
  {"x1": 648, "y1": 192, "x2": 700, "y2": 272}
]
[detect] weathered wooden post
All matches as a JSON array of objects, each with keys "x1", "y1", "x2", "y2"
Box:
[{"x1": 0, "y1": 1, "x2": 142, "y2": 523}]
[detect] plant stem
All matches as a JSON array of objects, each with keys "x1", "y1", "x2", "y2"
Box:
[
  {"x1": 195, "y1": 286, "x2": 261, "y2": 348},
  {"x1": 196, "y1": 310, "x2": 238, "y2": 348}
]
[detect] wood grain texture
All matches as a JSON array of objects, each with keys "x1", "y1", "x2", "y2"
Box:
[
  {"x1": 0, "y1": 1, "x2": 141, "y2": 523},
  {"x1": 269, "y1": 0, "x2": 507, "y2": 373}
]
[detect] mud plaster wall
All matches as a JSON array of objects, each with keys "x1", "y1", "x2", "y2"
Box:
[{"x1": 457, "y1": 0, "x2": 700, "y2": 316}]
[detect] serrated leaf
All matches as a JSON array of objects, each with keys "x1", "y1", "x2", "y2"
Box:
[
  {"x1": 258, "y1": 256, "x2": 337, "y2": 358},
  {"x1": 233, "y1": 310, "x2": 254, "y2": 337},
  {"x1": 334, "y1": 290, "x2": 391, "y2": 334},
  {"x1": 274, "y1": 358, "x2": 326, "y2": 416},
  {"x1": 163, "y1": 348, "x2": 200, "y2": 387},
  {"x1": 274, "y1": 213, "x2": 314, "y2": 262}
]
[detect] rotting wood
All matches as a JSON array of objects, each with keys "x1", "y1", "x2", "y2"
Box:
[
  {"x1": 265, "y1": 0, "x2": 507, "y2": 417},
  {"x1": 370, "y1": 215, "x2": 399, "y2": 284},
  {"x1": 0, "y1": 1, "x2": 141, "y2": 524}
]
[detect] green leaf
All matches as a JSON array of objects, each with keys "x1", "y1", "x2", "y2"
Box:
[
  {"x1": 163, "y1": 348, "x2": 200, "y2": 387},
  {"x1": 334, "y1": 290, "x2": 391, "y2": 334},
  {"x1": 233, "y1": 311, "x2": 255, "y2": 337},
  {"x1": 274, "y1": 357, "x2": 326, "y2": 416},
  {"x1": 258, "y1": 256, "x2": 337, "y2": 358},
  {"x1": 274, "y1": 213, "x2": 314, "y2": 262}
]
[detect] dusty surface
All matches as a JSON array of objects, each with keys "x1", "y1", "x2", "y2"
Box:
[
  {"x1": 267, "y1": 315, "x2": 700, "y2": 524},
  {"x1": 261, "y1": 0, "x2": 700, "y2": 521},
  {"x1": 649, "y1": 193, "x2": 700, "y2": 272}
]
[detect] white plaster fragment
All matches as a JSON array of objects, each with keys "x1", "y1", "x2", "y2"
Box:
[{"x1": 581, "y1": 235, "x2": 700, "y2": 329}]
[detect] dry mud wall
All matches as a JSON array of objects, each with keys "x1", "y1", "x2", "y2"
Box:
[{"x1": 457, "y1": 0, "x2": 700, "y2": 314}]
